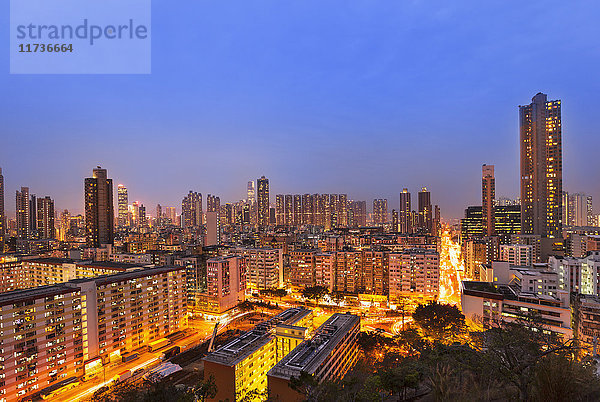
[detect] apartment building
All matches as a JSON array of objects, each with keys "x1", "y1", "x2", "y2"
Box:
[
  {"x1": 232, "y1": 248, "x2": 283, "y2": 290},
  {"x1": 203, "y1": 308, "x2": 312, "y2": 402},
  {"x1": 388, "y1": 249, "x2": 440, "y2": 298},
  {"x1": 0, "y1": 258, "x2": 146, "y2": 293},
  {"x1": 289, "y1": 249, "x2": 317, "y2": 288},
  {"x1": 499, "y1": 244, "x2": 533, "y2": 267},
  {"x1": 267, "y1": 313, "x2": 360, "y2": 402},
  {"x1": 461, "y1": 281, "x2": 571, "y2": 337},
  {"x1": 0, "y1": 266, "x2": 187, "y2": 402},
  {"x1": 197, "y1": 256, "x2": 246, "y2": 314}
]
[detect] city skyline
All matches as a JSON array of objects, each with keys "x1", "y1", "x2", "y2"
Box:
[{"x1": 2, "y1": 2, "x2": 600, "y2": 219}]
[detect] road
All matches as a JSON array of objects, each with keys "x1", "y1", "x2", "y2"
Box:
[
  {"x1": 438, "y1": 226, "x2": 466, "y2": 306},
  {"x1": 48, "y1": 311, "x2": 257, "y2": 402}
]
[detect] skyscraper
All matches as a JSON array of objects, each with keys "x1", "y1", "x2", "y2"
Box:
[
  {"x1": 293, "y1": 194, "x2": 302, "y2": 226},
  {"x1": 275, "y1": 194, "x2": 285, "y2": 226},
  {"x1": 257, "y1": 176, "x2": 269, "y2": 227},
  {"x1": 16, "y1": 187, "x2": 30, "y2": 239},
  {"x1": 117, "y1": 184, "x2": 128, "y2": 226},
  {"x1": 284, "y1": 194, "x2": 293, "y2": 226},
  {"x1": 482, "y1": 164, "x2": 495, "y2": 236},
  {"x1": 0, "y1": 168, "x2": 4, "y2": 247},
  {"x1": 29, "y1": 193, "x2": 37, "y2": 238},
  {"x1": 36, "y1": 196, "x2": 55, "y2": 239},
  {"x1": 247, "y1": 181, "x2": 255, "y2": 204},
  {"x1": 566, "y1": 193, "x2": 593, "y2": 227},
  {"x1": 207, "y1": 194, "x2": 221, "y2": 244},
  {"x1": 519, "y1": 92, "x2": 562, "y2": 238},
  {"x1": 418, "y1": 187, "x2": 432, "y2": 234},
  {"x1": 84, "y1": 167, "x2": 114, "y2": 247},
  {"x1": 399, "y1": 188, "x2": 412, "y2": 234},
  {"x1": 182, "y1": 191, "x2": 202, "y2": 227},
  {"x1": 373, "y1": 199, "x2": 388, "y2": 225}
]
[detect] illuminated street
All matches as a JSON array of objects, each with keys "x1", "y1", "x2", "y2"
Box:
[{"x1": 438, "y1": 226, "x2": 466, "y2": 306}]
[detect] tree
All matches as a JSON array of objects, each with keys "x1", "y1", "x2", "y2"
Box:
[
  {"x1": 531, "y1": 354, "x2": 600, "y2": 401},
  {"x1": 471, "y1": 313, "x2": 585, "y2": 401},
  {"x1": 412, "y1": 301, "x2": 466, "y2": 341},
  {"x1": 193, "y1": 375, "x2": 218, "y2": 402},
  {"x1": 272, "y1": 288, "x2": 287, "y2": 300},
  {"x1": 301, "y1": 286, "x2": 329, "y2": 305}
]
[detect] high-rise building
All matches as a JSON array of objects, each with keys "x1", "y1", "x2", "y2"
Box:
[
  {"x1": 199, "y1": 256, "x2": 246, "y2": 313},
  {"x1": 338, "y1": 194, "x2": 348, "y2": 227},
  {"x1": 284, "y1": 194, "x2": 293, "y2": 226},
  {"x1": 182, "y1": 191, "x2": 202, "y2": 227},
  {"x1": 16, "y1": 186, "x2": 30, "y2": 239},
  {"x1": 292, "y1": 194, "x2": 302, "y2": 226},
  {"x1": 59, "y1": 209, "x2": 70, "y2": 241},
  {"x1": 275, "y1": 194, "x2": 285, "y2": 226},
  {"x1": 117, "y1": 184, "x2": 128, "y2": 226},
  {"x1": 418, "y1": 188, "x2": 432, "y2": 234},
  {"x1": 257, "y1": 176, "x2": 270, "y2": 227},
  {"x1": 84, "y1": 167, "x2": 114, "y2": 247},
  {"x1": 399, "y1": 188, "x2": 412, "y2": 234},
  {"x1": 391, "y1": 209, "x2": 399, "y2": 232},
  {"x1": 165, "y1": 206, "x2": 177, "y2": 225},
  {"x1": 372, "y1": 199, "x2": 388, "y2": 225},
  {"x1": 29, "y1": 193, "x2": 37, "y2": 238},
  {"x1": 138, "y1": 203, "x2": 147, "y2": 227},
  {"x1": 302, "y1": 194, "x2": 314, "y2": 225},
  {"x1": 206, "y1": 211, "x2": 219, "y2": 246},
  {"x1": 247, "y1": 180, "x2": 256, "y2": 204},
  {"x1": 565, "y1": 193, "x2": 593, "y2": 227},
  {"x1": 482, "y1": 164, "x2": 495, "y2": 236},
  {"x1": 520, "y1": 92, "x2": 562, "y2": 238},
  {"x1": 36, "y1": 196, "x2": 55, "y2": 239},
  {"x1": 349, "y1": 200, "x2": 367, "y2": 227},
  {"x1": 0, "y1": 168, "x2": 4, "y2": 248}
]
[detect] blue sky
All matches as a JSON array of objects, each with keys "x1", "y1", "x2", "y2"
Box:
[{"x1": 1, "y1": 0, "x2": 599, "y2": 219}]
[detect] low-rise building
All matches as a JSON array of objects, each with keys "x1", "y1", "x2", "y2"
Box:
[
  {"x1": 203, "y1": 308, "x2": 312, "y2": 402},
  {"x1": 461, "y1": 281, "x2": 571, "y2": 337},
  {"x1": 267, "y1": 313, "x2": 361, "y2": 402}
]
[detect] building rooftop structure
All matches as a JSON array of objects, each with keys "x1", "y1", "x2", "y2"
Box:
[
  {"x1": 0, "y1": 265, "x2": 183, "y2": 306},
  {"x1": 203, "y1": 308, "x2": 311, "y2": 367},
  {"x1": 268, "y1": 313, "x2": 360, "y2": 380}
]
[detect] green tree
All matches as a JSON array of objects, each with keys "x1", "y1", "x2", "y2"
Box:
[
  {"x1": 472, "y1": 314, "x2": 582, "y2": 401},
  {"x1": 301, "y1": 286, "x2": 329, "y2": 305},
  {"x1": 412, "y1": 301, "x2": 466, "y2": 341},
  {"x1": 193, "y1": 375, "x2": 218, "y2": 402}
]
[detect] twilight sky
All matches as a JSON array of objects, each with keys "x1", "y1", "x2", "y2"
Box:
[{"x1": 1, "y1": 0, "x2": 599, "y2": 220}]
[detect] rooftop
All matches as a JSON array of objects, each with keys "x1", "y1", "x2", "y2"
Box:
[
  {"x1": 203, "y1": 308, "x2": 312, "y2": 366},
  {"x1": 267, "y1": 313, "x2": 360, "y2": 380}
]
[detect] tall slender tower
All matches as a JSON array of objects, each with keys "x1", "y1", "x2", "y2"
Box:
[
  {"x1": 29, "y1": 193, "x2": 37, "y2": 238},
  {"x1": 84, "y1": 167, "x2": 114, "y2": 247},
  {"x1": 247, "y1": 181, "x2": 255, "y2": 204},
  {"x1": 482, "y1": 164, "x2": 495, "y2": 236},
  {"x1": 36, "y1": 196, "x2": 55, "y2": 239},
  {"x1": 0, "y1": 168, "x2": 4, "y2": 247},
  {"x1": 418, "y1": 187, "x2": 432, "y2": 234},
  {"x1": 275, "y1": 195, "x2": 285, "y2": 226},
  {"x1": 257, "y1": 176, "x2": 269, "y2": 227},
  {"x1": 16, "y1": 187, "x2": 30, "y2": 239},
  {"x1": 373, "y1": 199, "x2": 388, "y2": 225},
  {"x1": 117, "y1": 184, "x2": 128, "y2": 226},
  {"x1": 399, "y1": 188, "x2": 412, "y2": 234},
  {"x1": 182, "y1": 191, "x2": 202, "y2": 227},
  {"x1": 519, "y1": 93, "x2": 562, "y2": 238}
]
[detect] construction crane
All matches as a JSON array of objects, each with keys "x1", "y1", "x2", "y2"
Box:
[{"x1": 207, "y1": 321, "x2": 220, "y2": 353}]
